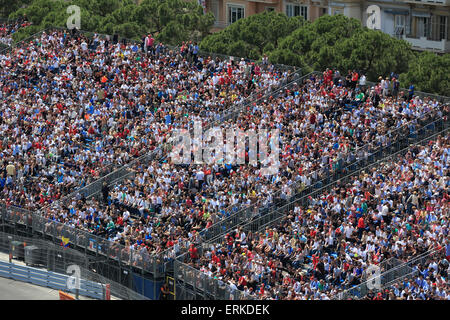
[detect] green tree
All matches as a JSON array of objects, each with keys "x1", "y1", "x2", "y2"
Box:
[
  {"x1": 269, "y1": 14, "x2": 414, "y2": 82},
  {"x1": 0, "y1": 0, "x2": 33, "y2": 18},
  {"x1": 8, "y1": 0, "x2": 214, "y2": 45},
  {"x1": 200, "y1": 10, "x2": 306, "y2": 60},
  {"x1": 333, "y1": 29, "x2": 413, "y2": 80},
  {"x1": 400, "y1": 51, "x2": 450, "y2": 96},
  {"x1": 139, "y1": 0, "x2": 214, "y2": 44}
]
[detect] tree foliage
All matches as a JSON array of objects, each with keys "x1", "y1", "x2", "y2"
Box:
[
  {"x1": 0, "y1": 0, "x2": 33, "y2": 18},
  {"x1": 269, "y1": 14, "x2": 414, "y2": 81},
  {"x1": 400, "y1": 51, "x2": 450, "y2": 96},
  {"x1": 8, "y1": 0, "x2": 214, "y2": 44},
  {"x1": 5, "y1": 3, "x2": 450, "y2": 96},
  {"x1": 200, "y1": 10, "x2": 306, "y2": 60}
]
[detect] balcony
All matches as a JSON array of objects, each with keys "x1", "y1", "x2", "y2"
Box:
[
  {"x1": 403, "y1": 35, "x2": 450, "y2": 53},
  {"x1": 403, "y1": 0, "x2": 450, "y2": 5},
  {"x1": 212, "y1": 21, "x2": 229, "y2": 29},
  {"x1": 248, "y1": 0, "x2": 280, "y2": 3}
]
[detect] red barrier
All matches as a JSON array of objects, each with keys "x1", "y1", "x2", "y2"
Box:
[
  {"x1": 59, "y1": 291, "x2": 75, "y2": 300},
  {"x1": 105, "y1": 284, "x2": 111, "y2": 300}
]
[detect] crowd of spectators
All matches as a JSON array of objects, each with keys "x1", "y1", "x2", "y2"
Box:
[
  {"x1": 0, "y1": 19, "x2": 31, "y2": 47},
  {"x1": 1, "y1": 28, "x2": 286, "y2": 212},
  {"x1": 185, "y1": 133, "x2": 449, "y2": 300},
  {"x1": 48, "y1": 68, "x2": 446, "y2": 257},
  {"x1": 1, "y1": 24, "x2": 449, "y2": 300},
  {"x1": 33, "y1": 55, "x2": 448, "y2": 265}
]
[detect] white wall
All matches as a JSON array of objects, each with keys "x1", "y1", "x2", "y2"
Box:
[{"x1": 381, "y1": 10, "x2": 395, "y2": 35}]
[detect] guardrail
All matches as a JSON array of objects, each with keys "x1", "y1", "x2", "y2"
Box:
[
  {"x1": 365, "y1": 79, "x2": 450, "y2": 104},
  {"x1": 173, "y1": 251, "x2": 255, "y2": 300},
  {"x1": 1, "y1": 28, "x2": 302, "y2": 282},
  {"x1": 0, "y1": 260, "x2": 104, "y2": 300},
  {"x1": 0, "y1": 230, "x2": 151, "y2": 300}
]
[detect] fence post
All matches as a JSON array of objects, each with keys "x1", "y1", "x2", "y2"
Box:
[
  {"x1": 104, "y1": 283, "x2": 111, "y2": 300},
  {"x1": 8, "y1": 240, "x2": 12, "y2": 263},
  {"x1": 153, "y1": 256, "x2": 157, "y2": 300},
  {"x1": 95, "y1": 236, "x2": 99, "y2": 258},
  {"x1": 141, "y1": 263, "x2": 145, "y2": 297}
]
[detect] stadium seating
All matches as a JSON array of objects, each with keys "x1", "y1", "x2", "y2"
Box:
[{"x1": 1, "y1": 23, "x2": 448, "y2": 300}]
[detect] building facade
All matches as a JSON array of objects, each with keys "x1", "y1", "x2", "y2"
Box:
[
  {"x1": 204, "y1": 0, "x2": 329, "y2": 29},
  {"x1": 330, "y1": 0, "x2": 450, "y2": 53},
  {"x1": 201, "y1": 0, "x2": 450, "y2": 53}
]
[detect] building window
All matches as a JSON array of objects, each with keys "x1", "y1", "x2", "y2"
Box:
[
  {"x1": 429, "y1": 15, "x2": 449, "y2": 41},
  {"x1": 417, "y1": 17, "x2": 430, "y2": 38},
  {"x1": 266, "y1": 7, "x2": 275, "y2": 12},
  {"x1": 439, "y1": 16, "x2": 448, "y2": 41},
  {"x1": 286, "y1": 3, "x2": 308, "y2": 20},
  {"x1": 394, "y1": 15, "x2": 405, "y2": 39},
  {"x1": 333, "y1": 9, "x2": 342, "y2": 16},
  {"x1": 228, "y1": 5, "x2": 245, "y2": 25}
]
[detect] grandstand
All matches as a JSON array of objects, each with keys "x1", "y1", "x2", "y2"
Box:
[{"x1": 0, "y1": 20, "x2": 448, "y2": 300}]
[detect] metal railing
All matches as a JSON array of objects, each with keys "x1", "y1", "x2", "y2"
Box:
[
  {"x1": 0, "y1": 260, "x2": 105, "y2": 300},
  {"x1": 236, "y1": 118, "x2": 449, "y2": 239},
  {"x1": 201, "y1": 77, "x2": 449, "y2": 244},
  {"x1": 173, "y1": 251, "x2": 255, "y2": 300},
  {"x1": 0, "y1": 231, "x2": 149, "y2": 300},
  {"x1": 336, "y1": 247, "x2": 445, "y2": 299}
]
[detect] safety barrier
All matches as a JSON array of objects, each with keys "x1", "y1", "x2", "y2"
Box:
[
  {"x1": 0, "y1": 260, "x2": 104, "y2": 300},
  {"x1": 59, "y1": 291, "x2": 75, "y2": 300},
  {"x1": 0, "y1": 231, "x2": 151, "y2": 300}
]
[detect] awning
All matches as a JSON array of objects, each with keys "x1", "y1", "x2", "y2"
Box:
[
  {"x1": 384, "y1": 9, "x2": 409, "y2": 15},
  {"x1": 412, "y1": 11, "x2": 431, "y2": 18},
  {"x1": 329, "y1": 2, "x2": 345, "y2": 7}
]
